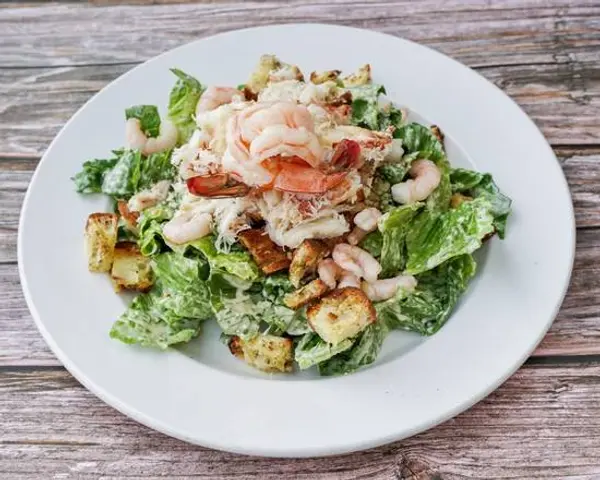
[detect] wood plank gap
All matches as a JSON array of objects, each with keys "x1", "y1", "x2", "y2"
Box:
[{"x1": 526, "y1": 355, "x2": 600, "y2": 366}]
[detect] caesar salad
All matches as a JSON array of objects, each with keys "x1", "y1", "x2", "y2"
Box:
[{"x1": 74, "y1": 55, "x2": 511, "y2": 376}]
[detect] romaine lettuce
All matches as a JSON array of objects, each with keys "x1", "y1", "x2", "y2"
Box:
[
  {"x1": 168, "y1": 68, "x2": 204, "y2": 144},
  {"x1": 349, "y1": 84, "x2": 404, "y2": 132},
  {"x1": 405, "y1": 197, "x2": 494, "y2": 275},
  {"x1": 139, "y1": 149, "x2": 176, "y2": 190},
  {"x1": 294, "y1": 333, "x2": 354, "y2": 370},
  {"x1": 101, "y1": 149, "x2": 142, "y2": 198},
  {"x1": 377, "y1": 254, "x2": 476, "y2": 335},
  {"x1": 359, "y1": 230, "x2": 383, "y2": 258},
  {"x1": 72, "y1": 155, "x2": 119, "y2": 193},
  {"x1": 125, "y1": 105, "x2": 161, "y2": 138},
  {"x1": 188, "y1": 236, "x2": 260, "y2": 282},
  {"x1": 317, "y1": 320, "x2": 389, "y2": 376},
  {"x1": 137, "y1": 202, "x2": 174, "y2": 256},
  {"x1": 450, "y1": 168, "x2": 512, "y2": 238},
  {"x1": 110, "y1": 252, "x2": 212, "y2": 349}
]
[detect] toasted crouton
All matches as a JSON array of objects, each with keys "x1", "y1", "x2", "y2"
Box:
[
  {"x1": 450, "y1": 192, "x2": 472, "y2": 209},
  {"x1": 430, "y1": 125, "x2": 444, "y2": 145},
  {"x1": 342, "y1": 64, "x2": 371, "y2": 87},
  {"x1": 310, "y1": 69, "x2": 342, "y2": 85},
  {"x1": 289, "y1": 239, "x2": 330, "y2": 287},
  {"x1": 283, "y1": 279, "x2": 329, "y2": 310},
  {"x1": 110, "y1": 242, "x2": 153, "y2": 292},
  {"x1": 229, "y1": 335, "x2": 293, "y2": 373},
  {"x1": 246, "y1": 55, "x2": 303, "y2": 93},
  {"x1": 85, "y1": 213, "x2": 118, "y2": 273},
  {"x1": 307, "y1": 287, "x2": 376, "y2": 345},
  {"x1": 238, "y1": 228, "x2": 290, "y2": 274}
]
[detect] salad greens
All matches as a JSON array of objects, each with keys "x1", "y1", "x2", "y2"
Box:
[{"x1": 74, "y1": 57, "x2": 512, "y2": 377}]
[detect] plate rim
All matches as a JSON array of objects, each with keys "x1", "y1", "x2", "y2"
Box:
[{"x1": 18, "y1": 22, "x2": 576, "y2": 457}]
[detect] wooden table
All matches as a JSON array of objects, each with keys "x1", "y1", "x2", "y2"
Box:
[{"x1": 1, "y1": 1, "x2": 599, "y2": 477}]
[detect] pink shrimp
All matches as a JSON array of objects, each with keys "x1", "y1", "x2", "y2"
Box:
[{"x1": 195, "y1": 86, "x2": 240, "y2": 115}]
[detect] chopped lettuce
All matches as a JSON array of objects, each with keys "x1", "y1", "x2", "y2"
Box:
[
  {"x1": 378, "y1": 203, "x2": 423, "y2": 276},
  {"x1": 294, "y1": 333, "x2": 354, "y2": 370},
  {"x1": 72, "y1": 156, "x2": 119, "y2": 193},
  {"x1": 405, "y1": 197, "x2": 494, "y2": 275},
  {"x1": 377, "y1": 151, "x2": 418, "y2": 185},
  {"x1": 211, "y1": 290, "x2": 262, "y2": 338},
  {"x1": 110, "y1": 252, "x2": 212, "y2": 349},
  {"x1": 137, "y1": 202, "x2": 174, "y2": 256},
  {"x1": 261, "y1": 274, "x2": 310, "y2": 335},
  {"x1": 101, "y1": 149, "x2": 142, "y2": 198},
  {"x1": 168, "y1": 68, "x2": 204, "y2": 144},
  {"x1": 349, "y1": 84, "x2": 404, "y2": 132},
  {"x1": 318, "y1": 320, "x2": 389, "y2": 376},
  {"x1": 377, "y1": 254, "x2": 476, "y2": 335},
  {"x1": 450, "y1": 168, "x2": 512, "y2": 238},
  {"x1": 125, "y1": 105, "x2": 161, "y2": 138},
  {"x1": 369, "y1": 175, "x2": 395, "y2": 213},
  {"x1": 188, "y1": 236, "x2": 260, "y2": 282},
  {"x1": 393, "y1": 123, "x2": 445, "y2": 162},
  {"x1": 139, "y1": 149, "x2": 176, "y2": 190},
  {"x1": 359, "y1": 230, "x2": 383, "y2": 258}
]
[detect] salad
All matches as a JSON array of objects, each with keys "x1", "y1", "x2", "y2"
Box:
[{"x1": 75, "y1": 55, "x2": 511, "y2": 376}]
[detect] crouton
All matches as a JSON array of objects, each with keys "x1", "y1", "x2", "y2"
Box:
[
  {"x1": 307, "y1": 287, "x2": 376, "y2": 345},
  {"x1": 246, "y1": 55, "x2": 303, "y2": 93},
  {"x1": 283, "y1": 279, "x2": 329, "y2": 310},
  {"x1": 110, "y1": 242, "x2": 153, "y2": 293},
  {"x1": 342, "y1": 64, "x2": 371, "y2": 87},
  {"x1": 229, "y1": 335, "x2": 293, "y2": 373},
  {"x1": 430, "y1": 125, "x2": 444, "y2": 145},
  {"x1": 117, "y1": 200, "x2": 139, "y2": 233},
  {"x1": 310, "y1": 69, "x2": 341, "y2": 85},
  {"x1": 289, "y1": 239, "x2": 330, "y2": 287},
  {"x1": 238, "y1": 228, "x2": 290, "y2": 274},
  {"x1": 84, "y1": 213, "x2": 118, "y2": 273},
  {"x1": 450, "y1": 192, "x2": 472, "y2": 209}
]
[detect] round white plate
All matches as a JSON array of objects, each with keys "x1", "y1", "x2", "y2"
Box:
[{"x1": 19, "y1": 24, "x2": 575, "y2": 457}]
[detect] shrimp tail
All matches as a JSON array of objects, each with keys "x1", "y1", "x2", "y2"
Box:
[{"x1": 187, "y1": 174, "x2": 251, "y2": 198}]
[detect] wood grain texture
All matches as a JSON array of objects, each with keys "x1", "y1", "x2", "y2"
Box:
[
  {"x1": 1, "y1": 227, "x2": 599, "y2": 365},
  {"x1": 2, "y1": 363, "x2": 600, "y2": 478}
]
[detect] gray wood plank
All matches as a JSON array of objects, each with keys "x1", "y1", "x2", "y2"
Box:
[
  {"x1": 1, "y1": 363, "x2": 600, "y2": 478},
  {"x1": 1, "y1": 227, "x2": 599, "y2": 365}
]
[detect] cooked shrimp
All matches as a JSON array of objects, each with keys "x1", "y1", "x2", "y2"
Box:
[
  {"x1": 250, "y1": 125, "x2": 324, "y2": 167},
  {"x1": 195, "y1": 86, "x2": 240, "y2": 116},
  {"x1": 272, "y1": 161, "x2": 346, "y2": 194},
  {"x1": 317, "y1": 258, "x2": 361, "y2": 289},
  {"x1": 125, "y1": 117, "x2": 178, "y2": 155},
  {"x1": 127, "y1": 180, "x2": 170, "y2": 212},
  {"x1": 332, "y1": 244, "x2": 381, "y2": 283},
  {"x1": 354, "y1": 207, "x2": 382, "y2": 231},
  {"x1": 347, "y1": 227, "x2": 367, "y2": 246},
  {"x1": 162, "y1": 211, "x2": 212, "y2": 245},
  {"x1": 391, "y1": 159, "x2": 441, "y2": 204},
  {"x1": 362, "y1": 275, "x2": 417, "y2": 302}
]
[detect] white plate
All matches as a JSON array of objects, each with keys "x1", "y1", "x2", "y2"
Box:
[{"x1": 19, "y1": 24, "x2": 575, "y2": 457}]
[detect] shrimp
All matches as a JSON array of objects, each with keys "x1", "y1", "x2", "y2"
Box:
[
  {"x1": 391, "y1": 159, "x2": 441, "y2": 204},
  {"x1": 127, "y1": 180, "x2": 170, "y2": 212},
  {"x1": 187, "y1": 173, "x2": 250, "y2": 198},
  {"x1": 272, "y1": 162, "x2": 346, "y2": 194},
  {"x1": 250, "y1": 125, "x2": 324, "y2": 167},
  {"x1": 125, "y1": 117, "x2": 178, "y2": 155},
  {"x1": 347, "y1": 207, "x2": 381, "y2": 245},
  {"x1": 317, "y1": 258, "x2": 361, "y2": 289},
  {"x1": 162, "y1": 211, "x2": 213, "y2": 245},
  {"x1": 362, "y1": 275, "x2": 417, "y2": 302},
  {"x1": 195, "y1": 86, "x2": 240, "y2": 116},
  {"x1": 332, "y1": 243, "x2": 381, "y2": 283}
]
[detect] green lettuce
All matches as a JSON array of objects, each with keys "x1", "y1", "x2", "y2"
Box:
[
  {"x1": 139, "y1": 150, "x2": 176, "y2": 190},
  {"x1": 110, "y1": 253, "x2": 212, "y2": 349},
  {"x1": 369, "y1": 175, "x2": 395, "y2": 213},
  {"x1": 294, "y1": 333, "x2": 354, "y2": 370},
  {"x1": 168, "y1": 68, "x2": 204, "y2": 144},
  {"x1": 260, "y1": 274, "x2": 311, "y2": 335},
  {"x1": 72, "y1": 156, "x2": 119, "y2": 193},
  {"x1": 359, "y1": 230, "x2": 383, "y2": 258},
  {"x1": 450, "y1": 168, "x2": 512, "y2": 238},
  {"x1": 377, "y1": 254, "x2": 476, "y2": 335},
  {"x1": 377, "y1": 151, "x2": 418, "y2": 185},
  {"x1": 318, "y1": 320, "x2": 389, "y2": 376},
  {"x1": 137, "y1": 202, "x2": 174, "y2": 256},
  {"x1": 405, "y1": 196, "x2": 494, "y2": 275},
  {"x1": 101, "y1": 149, "x2": 142, "y2": 198},
  {"x1": 349, "y1": 84, "x2": 404, "y2": 132},
  {"x1": 378, "y1": 203, "x2": 423, "y2": 276},
  {"x1": 125, "y1": 105, "x2": 161, "y2": 138}
]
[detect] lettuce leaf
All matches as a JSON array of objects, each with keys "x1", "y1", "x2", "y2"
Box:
[
  {"x1": 137, "y1": 202, "x2": 174, "y2": 256},
  {"x1": 110, "y1": 253, "x2": 212, "y2": 349},
  {"x1": 450, "y1": 168, "x2": 512, "y2": 238},
  {"x1": 405, "y1": 197, "x2": 494, "y2": 275},
  {"x1": 377, "y1": 151, "x2": 418, "y2": 185},
  {"x1": 139, "y1": 149, "x2": 176, "y2": 190},
  {"x1": 188, "y1": 236, "x2": 260, "y2": 282},
  {"x1": 125, "y1": 105, "x2": 161, "y2": 138},
  {"x1": 378, "y1": 203, "x2": 423, "y2": 276},
  {"x1": 294, "y1": 333, "x2": 354, "y2": 370},
  {"x1": 72, "y1": 156, "x2": 119, "y2": 193},
  {"x1": 101, "y1": 149, "x2": 142, "y2": 198},
  {"x1": 317, "y1": 320, "x2": 389, "y2": 376},
  {"x1": 349, "y1": 84, "x2": 404, "y2": 132},
  {"x1": 261, "y1": 274, "x2": 311, "y2": 335},
  {"x1": 359, "y1": 230, "x2": 383, "y2": 258},
  {"x1": 376, "y1": 254, "x2": 476, "y2": 335},
  {"x1": 168, "y1": 68, "x2": 204, "y2": 144}
]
